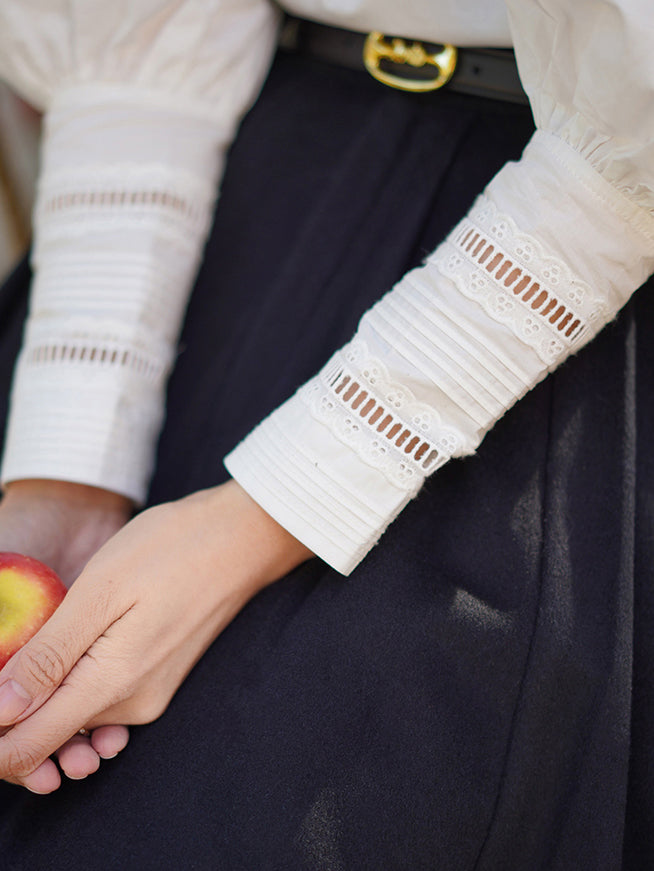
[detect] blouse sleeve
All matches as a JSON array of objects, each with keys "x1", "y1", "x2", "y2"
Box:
[
  {"x1": 0, "y1": 0, "x2": 279, "y2": 501},
  {"x1": 224, "y1": 0, "x2": 654, "y2": 574}
]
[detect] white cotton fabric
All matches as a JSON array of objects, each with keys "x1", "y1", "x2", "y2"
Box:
[
  {"x1": 0, "y1": 0, "x2": 280, "y2": 500},
  {"x1": 0, "y1": 99, "x2": 224, "y2": 499},
  {"x1": 505, "y1": 0, "x2": 654, "y2": 217},
  {"x1": 0, "y1": 1, "x2": 653, "y2": 571},
  {"x1": 280, "y1": 0, "x2": 513, "y2": 45},
  {"x1": 226, "y1": 134, "x2": 654, "y2": 573},
  {"x1": 0, "y1": 1, "x2": 280, "y2": 119}
]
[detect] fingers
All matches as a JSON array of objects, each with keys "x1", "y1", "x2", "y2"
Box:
[
  {"x1": 0, "y1": 679, "x2": 122, "y2": 790},
  {"x1": 1, "y1": 721, "x2": 63, "y2": 793},
  {"x1": 91, "y1": 724, "x2": 130, "y2": 759},
  {"x1": 0, "y1": 632, "x2": 81, "y2": 727},
  {"x1": 56, "y1": 733, "x2": 100, "y2": 780},
  {"x1": 0, "y1": 623, "x2": 123, "y2": 787},
  {"x1": 0, "y1": 679, "x2": 32, "y2": 723},
  {"x1": 56, "y1": 726, "x2": 130, "y2": 782},
  {"x1": 0, "y1": 564, "x2": 137, "y2": 790},
  {"x1": 0, "y1": 578, "x2": 126, "y2": 728},
  {"x1": 3, "y1": 725, "x2": 130, "y2": 793},
  {"x1": 18, "y1": 758, "x2": 61, "y2": 794},
  {"x1": 1, "y1": 484, "x2": 289, "y2": 793},
  {"x1": 0, "y1": 678, "x2": 94, "y2": 782}
]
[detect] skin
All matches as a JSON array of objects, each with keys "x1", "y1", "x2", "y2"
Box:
[{"x1": 0, "y1": 478, "x2": 312, "y2": 793}]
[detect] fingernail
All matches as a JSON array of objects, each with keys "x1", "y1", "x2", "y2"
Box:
[{"x1": 0, "y1": 679, "x2": 32, "y2": 723}]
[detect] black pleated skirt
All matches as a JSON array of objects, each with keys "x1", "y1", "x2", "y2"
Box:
[{"x1": 0, "y1": 50, "x2": 653, "y2": 870}]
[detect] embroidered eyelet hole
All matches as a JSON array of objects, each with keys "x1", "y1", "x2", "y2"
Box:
[
  {"x1": 450, "y1": 214, "x2": 588, "y2": 343},
  {"x1": 316, "y1": 349, "x2": 457, "y2": 486}
]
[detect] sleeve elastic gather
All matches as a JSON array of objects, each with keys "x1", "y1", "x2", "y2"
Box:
[{"x1": 505, "y1": 0, "x2": 654, "y2": 215}]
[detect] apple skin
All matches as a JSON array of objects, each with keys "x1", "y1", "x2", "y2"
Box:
[{"x1": 0, "y1": 552, "x2": 67, "y2": 670}]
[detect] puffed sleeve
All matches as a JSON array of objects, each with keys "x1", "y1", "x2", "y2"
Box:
[
  {"x1": 225, "y1": 0, "x2": 654, "y2": 573},
  {"x1": 0, "y1": 0, "x2": 279, "y2": 501}
]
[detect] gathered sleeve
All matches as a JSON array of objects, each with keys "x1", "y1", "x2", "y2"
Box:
[
  {"x1": 0, "y1": 0, "x2": 279, "y2": 501},
  {"x1": 225, "y1": 0, "x2": 654, "y2": 573},
  {"x1": 508, "y1": 0, "x2": 654, "y2": 213}
]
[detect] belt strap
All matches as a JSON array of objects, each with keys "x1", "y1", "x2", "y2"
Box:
[{"x1": 279, "y1": 18, "x2": 529, "y2": 105}]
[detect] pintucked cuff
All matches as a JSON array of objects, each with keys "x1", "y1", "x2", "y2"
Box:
[{"x1": 225, "y1": 393, "x2": 413, "y2": 576}]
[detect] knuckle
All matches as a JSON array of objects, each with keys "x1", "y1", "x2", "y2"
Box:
[
  {"x1": 74, "y1": 651, "x2": 131, "y2": 705},
  {"x1": 66, "y1": 655, "x2": 137, "y2": 718},
  {"x1": 21, "y1": 641, "x2": 68, "y2": 692},
  {"x1": 2, "y1": 734, "x2": 47, "y2": 779},
  {"x1": 85, "y1": 581, "x2": 118, "y2": 625}
]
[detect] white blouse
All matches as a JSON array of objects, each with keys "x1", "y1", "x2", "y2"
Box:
[{"x1": 0, "y1": 1, "x2": 653, "y2": 574}]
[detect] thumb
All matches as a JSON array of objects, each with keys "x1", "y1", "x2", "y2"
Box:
[{"x1": 0, "y1": 580, "x2": 119, "y2": 726}]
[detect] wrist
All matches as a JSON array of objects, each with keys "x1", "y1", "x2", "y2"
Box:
[
  {"x1": 186, "y1": 479, "x2": 314, "y2": 594},
  {"x1": 2, "y1": 479, "x2": 133, "y2": 516},
  {"x1": 226, "y1": 479, "x2": 314, "y2": 580}
]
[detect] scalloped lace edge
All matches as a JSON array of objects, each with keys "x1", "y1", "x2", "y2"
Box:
[
  {"x1": 429, "y1": 195, "x2": 608, "y2": 366},
  {"x1": 300, "y1": 338, "x2": 466, "y2": 491}
]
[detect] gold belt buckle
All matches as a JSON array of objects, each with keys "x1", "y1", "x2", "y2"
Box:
[{"x1": 363, "y1": 31, "x2": 457, "y2": 93}]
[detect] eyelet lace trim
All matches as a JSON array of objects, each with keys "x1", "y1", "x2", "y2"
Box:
[
  {"x1": 22, "y1": 341, "x2": 165, "y2": 384},
  {"x1": 430, "y1": 196, "x2": 608, "y2": 365},
  {"x1": 300, "y1": 338, "x2": 464, "y2": 491},
  {"x1": 41, "y1": 189, "x2": 205, "y2": 224},
  {"x1": 35, "y1": 164, "x2": 215, "y2": 250}
]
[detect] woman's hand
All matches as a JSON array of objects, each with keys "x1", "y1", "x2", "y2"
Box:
[
  {"x1": 0, "y1": 479, "x2": 313, "y2": 793},
  {"x1": 0, "y1": 479, "x2": 134, "y2": 781}
]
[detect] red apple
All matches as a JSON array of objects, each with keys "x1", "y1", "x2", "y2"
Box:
[{"x1": 0, "y1": 552, "x2": 67, "y2": 669}]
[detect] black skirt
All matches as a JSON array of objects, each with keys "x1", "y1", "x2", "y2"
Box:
[{"x1": 0, "y1": 50, "x2": 652, "y2": 870}]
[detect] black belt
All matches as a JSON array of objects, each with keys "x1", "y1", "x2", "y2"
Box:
[{"x1": 279, "y1": 17, "x2": 529, "y2": 105}]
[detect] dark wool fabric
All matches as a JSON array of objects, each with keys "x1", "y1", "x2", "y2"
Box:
[{"x1": 0, "y1": 51, "x2": 652, "y2": 870}]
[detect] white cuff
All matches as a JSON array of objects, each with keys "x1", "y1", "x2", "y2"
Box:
[
  {"x1": 1, "y1": 90, "x2": 225, "y2": 501},
  {"x1": 226, "y1": 132, "x2": 654, "y2": 574}
]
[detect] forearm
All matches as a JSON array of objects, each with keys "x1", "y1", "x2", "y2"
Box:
[
  {"x1": 226, "y1": 136, "x2": 654, "y2": 575},
  {"x1": 0, "y1": 0, "x2": 280, "y2": 503}
]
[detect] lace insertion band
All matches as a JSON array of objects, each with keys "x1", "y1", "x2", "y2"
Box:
[
  {"x1": 430, "y1": 196, "x2": 608, "y2": 365},
  {"x1": 35, "y1": 187, "x2": 211, "y2": 248},
  {"x1": 23, "y1": 341, "x2": 166, "y2": 384},
  {"x1": 454, "y1": 223, "x2": 584, "y2": 338},
  {"x1": 34, "y1": 164, "x2": 216, "y2": 249},
  {"x1": 41, "y1": 188, "x2": 206, "y2": 225},
  {"x1": 301, "y1": 340, "x2": 464, "y2": 490}
]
